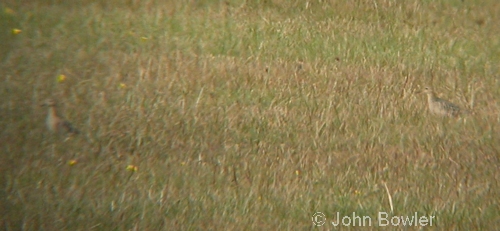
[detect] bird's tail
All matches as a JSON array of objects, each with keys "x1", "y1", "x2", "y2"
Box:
[{"x1": 63, "y1": 121, "x2": 80, "y2": 134}]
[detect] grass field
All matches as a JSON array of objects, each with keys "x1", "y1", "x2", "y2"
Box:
[{"x1": 1, "y1": 0, "x2": 500, "y2": 230}]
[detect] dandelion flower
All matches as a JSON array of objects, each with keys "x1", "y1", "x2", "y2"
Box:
[
  {"x1": 57, "y1": 74, "x2": 66, "y2": 83},
  {"x1": 4, "y1": 8, "x2": 15, "y2": 15},
  {"x1": 118, "y1": 83, "x2": 126, "y2": 89},
  {"x1": 126, "y1": 165, "x2": 138, "y2": 172},
  {"x1": 295, "y1": 170, "x2": 300, "y2": 176},
  {"x1": 12, "y1": 28, "x2": 21, "y2": 35},
  {"x1": 68, "y1": 160, "x2": 77, "y2": 166}
]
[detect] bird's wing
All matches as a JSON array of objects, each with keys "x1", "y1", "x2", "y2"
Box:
[{"x1": 61, "y1": 120, "x2": 80, "y2": 134}]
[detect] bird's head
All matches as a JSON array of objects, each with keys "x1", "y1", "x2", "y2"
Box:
[{"x1": 41, "y1": 99, "x2": 57, "y2": 107}]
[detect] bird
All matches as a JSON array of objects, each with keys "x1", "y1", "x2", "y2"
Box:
[
  {"x1": 42, "y1": 99, "x2": 80, "y2": 135},
  {"x1": 421, "y1": 86, "x2": 468, "y2": 117}
]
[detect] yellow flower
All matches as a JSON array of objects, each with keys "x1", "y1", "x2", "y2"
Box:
[
  {"x1": 140, "y1": 36, "x2": 148, "y2": 41},
  {"x1": 126, "y1": 165, "x2": 138, "y2": 172},
  {"x1": 68, "y1": 160, "x2": 77, "y2": 166},
  {"x1": 57, "y1": 74, "x2": 66, "y2": 83},
  {"x1": 295, "y1": 170, "x2": 300, "y2": 175},
  {"x1": 180, "y1": 161, "x2": 186, "y2": 166},
  {"x1": 354, "y1": 190, "x2": 361, "y2": 195},
  {"x1": 4, "y1": 8, "x2": 15, "y2": 15},
  {"x1": 11, "y1": 28, "x2": 21, "y2": 35},
  {"x1": 118, "y1": 83, "x2": 126, "y2": 89}
]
